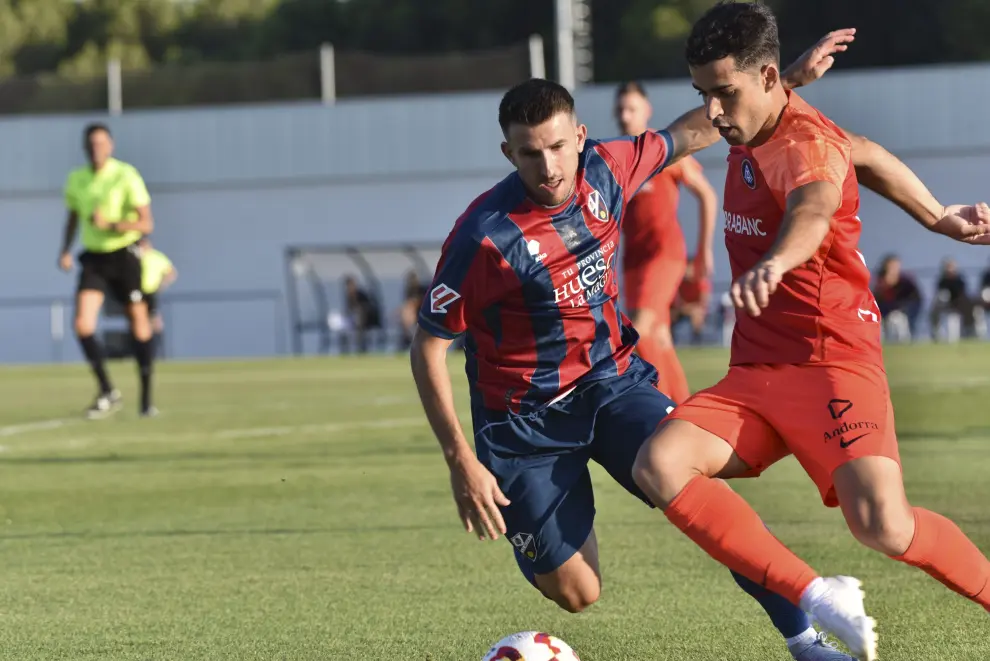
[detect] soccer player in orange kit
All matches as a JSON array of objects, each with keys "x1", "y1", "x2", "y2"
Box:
[
  {"x1": 615, "y1": 81, "x2": 717, "y2": 403},
  {"x1": 631, "y1": 4, "x2": 990, "y2": 660}
]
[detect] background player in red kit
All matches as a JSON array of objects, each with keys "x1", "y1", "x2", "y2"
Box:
[
  {"x1": 615, "y1": 81, "x2": 717, "y2": 403},
  {"x1": 632, "y1": 4, "x2": 990, "y2": 660},
  {"x1": 411, "y1": 31, "x2": 876, "y2": 657}
]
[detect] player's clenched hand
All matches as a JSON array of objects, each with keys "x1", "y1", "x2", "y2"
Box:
[
  {"x1": 932, "y1": 203, "x2": 990, "y2": 245},
  {"x1": 58, "y1": 252, "x2": 73, "y2": 272},
  {"x1": 91, "y1": 210, "x2": 111, "y2": 231},
  {"x1": 781, "y1": 28, "x2": 856, "y2": 89},
  {"x1": 731, "y1": 259, "x2": 783, "y2": 317},
  {"x1": 449, "y1": 455, "x2": 510, "y2": 541}
]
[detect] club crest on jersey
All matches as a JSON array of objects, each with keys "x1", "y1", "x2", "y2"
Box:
[
  {"x1": 586, "y1": 189, "x2": 610, "y2": 222},
  {"x1": 741, "y1": 158, "x2": 757, "y2": 189}
]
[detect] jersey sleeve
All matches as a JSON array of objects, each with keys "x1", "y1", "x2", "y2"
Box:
[
  {"x1": 418, "y1": 227, "x2": 502, "y2": 340},
  {"x1": 595, "y1": 130, "x2": 674, "y2": 201},
  {"x1": 756, "y1": 130, "x2": 851, "y2": 204},
  {"x1": 125, "y1": 168, "x2": 152, "y2": 208}
]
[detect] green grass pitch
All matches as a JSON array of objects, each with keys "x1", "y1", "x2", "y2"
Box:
[{"x1": 0, "y1": 342, "x2": 986, "y2": 660}]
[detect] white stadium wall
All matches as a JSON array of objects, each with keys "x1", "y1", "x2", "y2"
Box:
[{"x1": 0, "y1": 63, "x2": 988, "y2": 362}]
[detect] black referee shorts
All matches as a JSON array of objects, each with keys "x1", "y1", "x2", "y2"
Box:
[
  {"x1": 77, "y1": 244, "x2": 144, "y2": 305},
  {"x1": 144, "y1": 292, "x2": 158, "y2": 316}
]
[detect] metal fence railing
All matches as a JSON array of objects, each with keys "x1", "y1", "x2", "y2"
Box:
[
  {"x1": 0, "y1": 37, "x2": 544, "y2": 117},
  {"x1": 0, "y1": 290, "x2": 285, "y2": 364}
]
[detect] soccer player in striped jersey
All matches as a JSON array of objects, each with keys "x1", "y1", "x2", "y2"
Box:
[{"x1": 411, "y1": 29, "x2": 869, "y2": 660}]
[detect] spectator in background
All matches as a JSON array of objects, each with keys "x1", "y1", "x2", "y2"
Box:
[
  {"x1": 930, "y1": 257, "x2": 973, "y2": 341},
  {"x1": 872, "y1": 254, "x2": 921, "y2": 341},
  {"x1": 977, "y1": 259, "x2": 990, "y2": 339},
  {"x1": 671, "y1": 256, "x2": 711, "y2": 345},
  {"x1": 398, "y1": 270, "x2": 427, "y2": 351},
  {"x1": 343, "y1": 275, "x2": 382, "y2": 353},
  {"x1": 139, "y1": 237, "x2": 178, "y2": 354}
]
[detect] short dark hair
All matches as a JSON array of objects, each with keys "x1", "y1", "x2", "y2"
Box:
[
  {"x1": 685, "y1": 1, "x2": 780, "y2": 70},
  {"x1": 615, "y1": 81, "x2": 648, "y2": 100},
  {"x1": 498, "y1": 78, "x2": 575, "y2": 134},
  {"x1": 84, "y1": 123, "x2": 111, "y2": 140}
]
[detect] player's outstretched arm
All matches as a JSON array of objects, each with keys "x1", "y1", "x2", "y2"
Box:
[
  {"x1": 780, "y1": 29, "x2": 856, "y2": 90},
  {"x1": 664, "y1": 106, "x2": 719, "y2": 165},
  {"x1": 410, "y1": 328, "x2": 510, "y2": 541},
  {"x1": 731, "y1": 182, "x2": 840, "y2": 316},
  {"x1": 848, "y1": 130, "x2": 990, "y2": 244}
]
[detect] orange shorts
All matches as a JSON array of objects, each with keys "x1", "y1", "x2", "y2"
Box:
[
  {"x1": 667, "y1": 361, "x2": 900, "y2": 507},
  {"x1": 623, "y1": 257, "x2": 686, "y2": 326}
]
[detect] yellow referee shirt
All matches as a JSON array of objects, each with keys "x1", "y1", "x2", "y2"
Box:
[
  {"x1": 141, "y1": 249, "x2": 174, "y2": 295},
  {"x1": 64, "y1": 158, "x2": 151, "y2": 253}
]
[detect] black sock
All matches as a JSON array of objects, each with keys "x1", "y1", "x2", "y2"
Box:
[
  {"x1": 134, "y1": 338, "x2": 155, "y2": 411},
  {"x1": 78, "y1": 335, "x2": 113, "y2": 394}
]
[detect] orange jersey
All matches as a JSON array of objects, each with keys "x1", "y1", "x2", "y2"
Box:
[
  {"x1": 621, "y1": 156, "x2": 699, "y2": 265},
  {"x1": 723, "y1": 91, "x2": 881, "y2": 367}
]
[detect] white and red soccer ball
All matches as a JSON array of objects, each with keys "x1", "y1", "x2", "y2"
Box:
[{"x1": 482, "y1": 631, "x2": 580, "y2": 661}]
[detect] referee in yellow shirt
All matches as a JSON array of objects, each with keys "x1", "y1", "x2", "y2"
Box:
[
  {"x1": 138, "y1": 237, "x2": 177, "y2": 347},
  {"x1": 58, "y1": 124, "x2": 158, "y2": 419}
]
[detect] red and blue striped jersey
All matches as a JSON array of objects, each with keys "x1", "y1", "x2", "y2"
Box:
[{"x1": 418, "y1": 130, "x2": 674, "y2": 413}]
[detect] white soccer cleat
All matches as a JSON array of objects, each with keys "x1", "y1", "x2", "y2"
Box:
[
  {"x1": 805, "y1": 577, "x2": 878, "y2": 661},
  {"x1": 86, "y1": 389, "x2": 122, "y2": 420}
]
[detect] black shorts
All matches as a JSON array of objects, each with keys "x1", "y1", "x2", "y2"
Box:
[
  {"x1": 77, "y1": 245, "x2": 144, "y2": 305},
  {"x1": 145, "y1": 292, "x2": 158, "y2": 316}
]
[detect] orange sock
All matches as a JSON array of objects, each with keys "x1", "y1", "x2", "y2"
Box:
[
  {"x1": 656, "y1": 345, "x2": 691, "y2": 404},
  {"x1": 636, "y1": 339, "x2": 690, "y2": 404},
  {"x1": 892, "y1": 508, "x2": 990, "y2": 609},
  {"x1": 665, "y1": 476, "x2": 819, "y2": 606}
]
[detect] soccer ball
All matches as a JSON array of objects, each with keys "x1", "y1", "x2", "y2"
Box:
[{"x1": 482, "y1": 631, "x2": 580, "y2": 660}]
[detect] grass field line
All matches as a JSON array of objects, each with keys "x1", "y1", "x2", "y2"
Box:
[
  {"x1": 0, "y1": 418, "x2": 77, "y2": 438},
  {"x1": 0, "y1": 415, "x2": 432, "y2": 454}
]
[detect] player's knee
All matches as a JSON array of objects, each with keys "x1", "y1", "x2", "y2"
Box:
[
  {"x1": 632, "y1": 425, "x2": 700, "y2": 509},
  {"x1": 629, "y1": 312, "x2": 650, "y2": 335},
  {"x1": 542, "y1": 575, "x2": 601, "y2": 613},
  {"x1": 654, "y1": 324, "x2": 673, "y2": 350},
  {"x1": 74, "y1": 316, "x2": 96, "y2": 337},
  {"x1": 834, "y1": 457, "x2": 915, "y2": 556},
  {"x1": 535, "y1": 557, "x2": 602, "y2": 614},
  {"x1": 127, "y1": 305, "x2": 153, "y2": 340},
  {"x1": 846, "y1": 503, "x2": 915, "y2": 556}
]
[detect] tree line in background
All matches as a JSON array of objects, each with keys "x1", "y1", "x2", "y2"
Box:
[{"x1": 1, "y1": 0, "x2": 988, "y2": 83}]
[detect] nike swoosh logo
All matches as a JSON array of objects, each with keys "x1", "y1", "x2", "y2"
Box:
[{"x1": 839, "y1": 433, "x2": 869, "y2": 449}]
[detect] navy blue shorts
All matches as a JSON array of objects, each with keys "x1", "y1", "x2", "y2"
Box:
[{"x1": 472, "y1": 355, "x2": 676, "y2": 578}]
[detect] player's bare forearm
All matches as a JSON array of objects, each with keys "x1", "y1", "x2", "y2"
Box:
[
  {"x1": 766, "y1": 212, "x2": 832, "y2": 273},
  {"x1": 847, "y1": 131, "x2": 943, "y2": 229},
  {"x1": 765, "y1": 182, "x2": 840, "y2": 273},
  {"x1": 410, "y1": 328, "x2": 473, "y2": 467},
  {"x1": 60, "y1": 212, "x2": 78, "y2": 254},
  {"x1": 665, "y1": 106, "x2": 719, "y2": 164}
]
